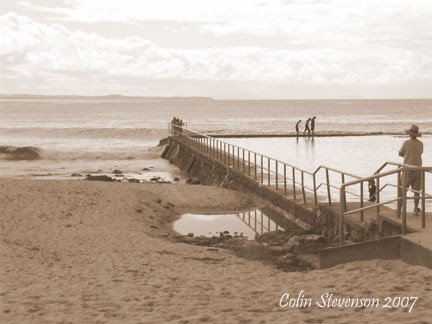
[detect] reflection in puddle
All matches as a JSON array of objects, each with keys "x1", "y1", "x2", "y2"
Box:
[{"x1": 174, "y1": 209, "x2": 284, "y2": 240}]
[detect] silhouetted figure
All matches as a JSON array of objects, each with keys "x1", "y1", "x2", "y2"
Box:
[
  {"x1": 178, "y1": 119, "x2": 184, "y2": 133},
  {"x1": 311, "y1": 116, "x2": 316, "y2": 135},
  {"x1": 368, "y1": 179, "x2": 376, "y2": 202},
  {"x1": 303, "y1": 118, "x2": 311, "y2": 136},
  {"x1": 171, "y1": 117, "x2": 182, "y2": 134},
  {"x1": 295, "y1": 120, "x2": 301, "y2": 136}
]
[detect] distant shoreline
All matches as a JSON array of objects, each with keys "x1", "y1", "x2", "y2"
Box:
[
  {"x1": 0, "y1": 94, "x2": 214, "y2": 101},
  {"x1": 1, "y1": 94, "x2": 431, "y2": 101}
]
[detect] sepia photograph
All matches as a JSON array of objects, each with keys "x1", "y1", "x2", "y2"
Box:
[{"x1": 1, "y1": 0, "x2": 432, "y2": 323}]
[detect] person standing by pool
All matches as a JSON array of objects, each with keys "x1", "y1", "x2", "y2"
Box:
[
  {"x1": 303, "y1": 118, "x2": 311, "y2": 135},
  {"x1": 398, "y1": 124, "x2": 423, "y2": 215},
  {"x1": 311, "y1": 116, "x2": 316, "y2": 135},
  {"x1": 295, "y1": 120, "x2": 301, "y2": 136}
]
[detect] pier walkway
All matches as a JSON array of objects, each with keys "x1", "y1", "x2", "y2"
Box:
[{"x1": 166, "y1": 124, "x2": 432, "y2": 267}]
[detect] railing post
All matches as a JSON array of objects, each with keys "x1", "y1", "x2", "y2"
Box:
[
  {"x1": 421, "y1": 170, "x2": 426, "y2": 228},
  {"x1": 301, "y1": 171, "x2": 306, "y2": 205},
  {"x1": 242, "y1": 149, "x2": 245, "y2": 173},
  {"x1": 360, "y1": 181, "x2": 364, "y2": 222},
  {"x1": 232, "y1": 145, "x2": 235, "y2": 167},
  {"x1": 220, "y1": 141, "x2": 223, "y2": 161},
  {"x1": 341, "y1": 173, "x2": 347, "y2": 212},
  {"x1": 312, "y1": 173, "x2": 318, "y2": 206},
  {"x1": 376, "y1": 176, "x2": 381, "y2": 235},
  {"x1": 260, "y1": 155, "x2": 263, "y2": 185},
  {"x1": 248, "y1": 151, "x2": 251, "y2": 176},
  {"x1": 237, "y1": 147, "x2": 240, "y2": 170},
  {"x1": 326, "y1": 169, "x2": 332, "y2": 205},
  {"x1": 267, "y1": 158, "x2": 270, "y2": 186},
  {"x1": 215, "y1": 140, "x2": 218, "y2": 160},
  {"x1": 292, "y1": 168, "x2": 296, "y2": 200},
  {"x1": 275, "y1": 161, "x2": 278, "y2": 190},
  {"x1": 254, "y1": 153, "x2": 257, "y2": 180},
  {"x1": 284, "y1": 164, "x2": 287, "y2": 195},
  {"x1": 397, "y1": 167, "x2": 402, "y2": 218},
  {"x1": 402, "y1": 170, "x2": 407, "y2": 235},
  {"x1": 339, "y1": 188, "x2": 345, "y2": 244}
]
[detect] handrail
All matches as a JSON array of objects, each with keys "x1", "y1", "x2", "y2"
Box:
[
  {"x1": 313, "y1": 165, "x2": 361, "y2": 179},
  {"x1": 172, "y1": 125, "x2": 360, "y2": 179},
  {"x1": 169, "y1": 123, "x2": 365, "y2": 207},
  {"x1": 375, "y1": 161, "x2": 432, "y2": 174},
  {"x1": 344, "y1": 166, "x2": 432, "y2": 188},
  {"x1": 339, "y1": 165, "x2": 431, "y2": 243}
]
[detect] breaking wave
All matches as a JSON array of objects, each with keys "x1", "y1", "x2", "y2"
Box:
[
  {"x1": 0, "y1": 127, "x2": 166, "y2": 140},
  {"x1": 0, "y1": 145, "x2": 160, "y2": 161}
]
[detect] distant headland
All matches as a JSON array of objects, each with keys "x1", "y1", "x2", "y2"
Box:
[{"x1": 0, "y1": 94, "x2": 214, "y2": 101}]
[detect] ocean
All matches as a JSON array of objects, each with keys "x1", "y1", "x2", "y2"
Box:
[{"x1": 1, "y1": 98, "x2": 431, "y2": 182}]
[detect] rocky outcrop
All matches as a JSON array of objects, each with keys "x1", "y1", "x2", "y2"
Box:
[
  {"x1": 0, "y1": 146, "x2": 41, "y2": 160},
  {"x1": 85, "y1": 174, "x2": 114, "y2": 182}
]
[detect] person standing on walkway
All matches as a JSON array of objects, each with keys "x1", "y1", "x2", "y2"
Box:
[
  {"x1": 295, "y1": 120, "x2": 301, "y2": 136},
  {"x1": 398, "y1": 124, "x2": 423, "y2": 215},
  {"x1": 303, "y1": 118, "x2": 311, "y2": 135},
  {"x1": 311, "y1": 116, "x2": 316, "y2": 136}
]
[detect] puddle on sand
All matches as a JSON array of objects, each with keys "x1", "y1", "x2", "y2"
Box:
[{"x1": 174, "y1": 209, "x2": 292, "y2": 240}]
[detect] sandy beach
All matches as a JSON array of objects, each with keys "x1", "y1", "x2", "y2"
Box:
[{"x1": 1, "y1": 178, "x2": 431, "y2": 323}]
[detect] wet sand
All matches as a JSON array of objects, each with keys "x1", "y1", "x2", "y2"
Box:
[{"x1": 1, "y1": 179, "x2": 431, "y2": 323}]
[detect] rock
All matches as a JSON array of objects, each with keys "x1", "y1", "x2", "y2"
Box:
[
  {"x1": 187, "y1": 233, "x2": 194, "y2": 237},
  {"x1": 269, "y1": 245, "x2": 286, "y2": 255},
  {"x1": 112, "y1": 169, "x2": 123, "y2": 174},
  {"x1": 151, "y1": 225, "x2": 159, "y2": 229},
  {"x1": 70, "y1": 173, "x2": 82, "y2": 177},
  {"x1": 0, "y1": 146, "x2": 41, "y2": 160},
  {"x1": 127, "y1": 178, "x2": 140, "y2": 183},
  {"x1": 150, "y1": 177, "x2": 161, "y2": 181},
  {"x1": 85, "y1": 174, "x2": 114, "y2": 182},
  {"x1": 223, "y1": 230, "x2": 229, "y2": 234},
  {"x1": 156, "y1": 199, "x2": 162, "y2": 204},
  {"x1": 142, "y1": 168, "x2": 151, "y2": 171},
  {"x1": 256, "y1": 230, "x2": 290, "y2": 245},
  {"x1": 299, "y1": 235, "x2": 327, "y2": 244},
  {"x1": 173, "y1": 177, "x2": 180, "y2": 181},
  {"x1": 114, "y1": 174, "x2": 124, "y2": 177},
  {"x1": 158, "y1": 138, "x2": 168, "y2": 146},
  {"x1": 232, "y1": 241, "x2": 271, "y2": 260},
  {"x1": 186, "y1": 178, "x2": 201, "y2": 185}
]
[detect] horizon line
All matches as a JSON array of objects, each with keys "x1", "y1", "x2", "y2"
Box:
[{"x1": 1, "y1": 93, "x2": 432, "y2": 101}]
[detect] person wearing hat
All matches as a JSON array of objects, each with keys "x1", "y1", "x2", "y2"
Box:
[{"x1": 398, "y1": 125, "x2": 423, "y2": 215}]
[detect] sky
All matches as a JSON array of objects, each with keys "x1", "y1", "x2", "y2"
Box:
[{"x1": 0, "y1": 0, "x2": 431, "y2": 99}]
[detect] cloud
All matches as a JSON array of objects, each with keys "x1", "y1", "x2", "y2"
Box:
[{"x1": 0, "y1": 11, "x2": 431, "y2": 97}]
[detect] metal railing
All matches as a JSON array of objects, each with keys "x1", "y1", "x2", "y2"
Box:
[
  {"x1": 169, "y1": 124, "x2": 360, "y2": 207},
  {"x1": 168, "y1": 123, "x2": 430, "y2": 244},
  {"x1": 339, "y1": 165, "x2": 432, "y2": 243}
]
